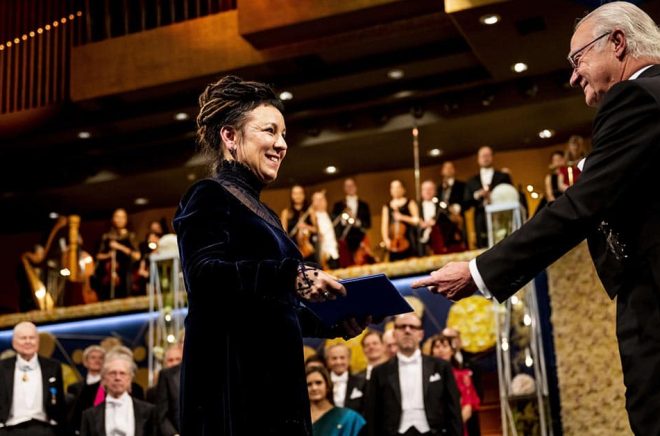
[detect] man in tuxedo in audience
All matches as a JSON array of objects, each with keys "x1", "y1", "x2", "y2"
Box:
[
  {"x1": 332, "y1": 177, "x2": 372, "y2": 267},
  {"x1": 0, "y1": 322, "x2": 65, "y2": 436},
  {"x1": 464, "y1": 146, "x2": 512, "y2": 248},
  {"x1": 325, "y1": 343, "x2": 366, "y2": 415},
  {"x1": 359, "y1": 330, "x2": 389, "y2": 381},
  {"x1": 413, "y1": 3, "x2": 660, "y2": 433},
  {"x1": 146, "y1": 344, "x2": 182, "y2": 404},
  {"x1": 383, "y1": 329, "x2": 398, "y2": 359},
  {"x1": 155, "y1": 345, "x2": 183, "y2": 436},
  {"x1": 367, "y1": 313, "x2": 462, "y2": 436},
  {"x1": 67, "y1": 346, "x2": 106, "y2": 433},
  {"x1": 80, "y1": 354, "x2": 155, "y2": 436}
]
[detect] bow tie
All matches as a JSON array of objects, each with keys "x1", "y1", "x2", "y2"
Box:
[
  {"x1": 331, "y1": 372, "x2": 348, "y2": 383},
  {"x1": 106, "y1": 398, "x2": 124, "y2": 407}
]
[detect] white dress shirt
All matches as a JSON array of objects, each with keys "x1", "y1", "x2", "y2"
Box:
[
  {"x1": 365, "y1": 365, "x2": 373, "y2": 381},
  {"x1": 316, "y1": 211, "x2": 339, "y2": 260},
  {"x1": 7, "y1": 355, "x2": 47, "y2": 426},
  {"x1": 479, "y1": 167, "x2": 494, "y2": 188},
  {"x1": 331, "y1": 371, "x2": 349, "y2": 407},
  {"x1": 105, "y1": 391, "x2": 135, "y2": 436},
  {"x1": 86, "y1": 373, "x2": 101, "y2": 385},
  {"x1": 345, "y1": 195, "x2": 359, "y2": 217},
  {"x1": 397, "y1": 350, "x2": 430, "y2": 434},
  {"x1": 421, "y1": 201, "x2": 436, "y2": 222}
]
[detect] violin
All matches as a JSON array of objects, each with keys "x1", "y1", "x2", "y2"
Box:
[
  {"x1": 290, "y1": 207, "x2": 315, "y2": 259},
  {"x1": 388, "y1": 208, "x2": 410, "y2": 253}
]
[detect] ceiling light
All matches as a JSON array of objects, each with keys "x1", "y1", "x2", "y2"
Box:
[
  {"x1": 279, "y1": 91, "x2": 293, "y2": 101},
  {"x1": 479, "y1": 14, "x2": 501, "y2": 25},
  {"x1": 538, "y1": 129, "x2": 555, "y2": 139},
  {"x1": 78, "y1": 131, "x2": 91, "y2": 139},
  {"x1": 174, "y1": 112, "x2": 189, "y2": 121},
  {"x1": 512, "y1": 62, "x2": 528, "y2": 73},
  {"x1": 526, "y1": 185, "x2": 534, "y2": 192},
  {"x1": 134, "y1": 197, "x2": 149, "y2": 205},
  {"x1": 531, "y1": 192, "x2": 540, "y2": 199},
  {"x1": 49, "y1": 212, "x2": 59, "y2": 219},
  {"x1": 387, "y1": 69, "x2": 404, "y2": 80},
  {"x1": 428, "y1": 148, "x2": 443, "y2": 157},
  {"x1": 324, "y1": 165, "x2": 338, "y2": 175}
]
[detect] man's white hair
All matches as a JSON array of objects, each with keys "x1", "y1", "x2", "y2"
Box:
[{"x1": 578, "y1": 2, "x2": 660, "y2": 60}]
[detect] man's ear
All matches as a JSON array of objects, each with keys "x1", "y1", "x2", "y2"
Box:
[{"x1": 611, "y1": 29, "x2": 627, "y2": 60}]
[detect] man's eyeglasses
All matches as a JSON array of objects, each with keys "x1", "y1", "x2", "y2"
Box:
[
  {"x1": 567, "y1": 31, "x2": 611, "y2": 69},
  {"x1": 394, "y1": 324, "x2": 423, "y2": 331}
]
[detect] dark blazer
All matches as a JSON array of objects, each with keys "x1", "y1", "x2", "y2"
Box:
[
  {"x1": 174, "y1": 162, "x2": 340, "y2": 436},
  {"x1": 465, "y1": 170, "x2": 512, "y2": 248},
  {"x1": 80, "y1": 397, "x2": 156, "y2": 436},
  {"x1": 0, "y1": 355, "x2": 65, "y2": 434},
  {"x1": 156, "y1": 364, "x2": 180, "y2": 436},
  {"x1": 332, "y1": 197, "x2": 372, "y2": 252},
  {"x1": 366, "y1": 355, "x2": 462, "y2": 436},
  {"x1": 440, "y1": 179, "x2": 467, "y2": 209},
  {"x1": 340, "y1": 373, "x2": 367, "y2": 417},
  {"x1": 474, "y1": 66, "x2": 660, "y2": 434},
  {"x1": 69, "y1": 380, "x2": 145, "y2": 435}
]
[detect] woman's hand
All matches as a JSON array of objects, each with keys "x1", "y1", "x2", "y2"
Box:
[
  {"x1": 334, "y1": 316, "x2": 372, "y2": 340},
  {"x1": 296, "y1": 267, "x2": 346, "y2": 303}
]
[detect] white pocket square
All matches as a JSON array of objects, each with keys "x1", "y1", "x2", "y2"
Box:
[
  {"x1": 349, "y1": 387, "x2": 363, "y2": 399},
  {"x1": 429, "y1": 373, "x2": 441, "y2": 383},
  {"x1": 49, "y1": 377, "x2": 56, "y2": 383}
]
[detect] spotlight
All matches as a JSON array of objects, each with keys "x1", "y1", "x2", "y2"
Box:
[
  {"x1": 428, "y1": 148, "x2": 442, "y2": 157},
  {"x1": 538, "y1": 129, "x2": 555, "y2": 139},
  {"x1": 78, "y1": 131, "x2": 91, "y2": 139},
  {"x1": 134, "y1": 197, "x2": 149, "y2": 206},
  {"x1": 531, "y1": 192, "x2": 540, "y2": 199},
  {"x1": 49, "y1": 212, "x2": 59, "y2": 219},
  {"x1": 512, "y1": 62, "x2": 528, "y2": 73},
  {"x1": 526, "y1": 185, "x2": 534, "y2": 192},
  {"x1": 324, "y1": 166, "x2": 338, "y2": 175},
  {"x1": 279, "y1": 91, "x2": 293, "y2": 101},
  {"x1": 479, "y1": 14, "x2": 501, "y2": 25},
  {"x1": 174, "y1": 112, "x2": 189, "y2": 121},
  {"x1": 387, "y1": 69, "x2": 404, "y2": 80}
]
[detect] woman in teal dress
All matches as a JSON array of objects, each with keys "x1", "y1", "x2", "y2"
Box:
[{"x1": 307, "y1": 366, "x2": 365, "y2": 436}]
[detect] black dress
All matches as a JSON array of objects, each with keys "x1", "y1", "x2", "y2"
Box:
[{"x1": 174, "y1": 161, "x2": 337, "y2": 436}]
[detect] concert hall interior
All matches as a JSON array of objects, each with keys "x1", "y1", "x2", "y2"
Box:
[{"x1": 1, "y1": 1, "x2": 656, "y2": 435}]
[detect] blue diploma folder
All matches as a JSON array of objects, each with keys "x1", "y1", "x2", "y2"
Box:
[{"x1": 306, "y1": 273, "x2": 413, "y2": 328}]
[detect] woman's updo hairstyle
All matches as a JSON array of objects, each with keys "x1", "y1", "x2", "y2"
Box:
[{"x1": 196, "y1": 75, "x2": 284, "y2": 174}]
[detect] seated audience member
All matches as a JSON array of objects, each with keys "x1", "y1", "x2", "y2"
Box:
[
  {"x1": 0, "y1": 322, "x2": 65, "y2": 436},
  {"x1": 67, "y1": 346, "x2": 106, "y2": 432},
  {"x1": 155, "y1": 344, "x2": 184, "y2": 436},
  {"x1": 382, "y1": 329, "x2": 398, "y2": 359},
  {"x1": 147, "y1": 344, "x2": 183, "y2": 404},
  {"x1": 431, "y1": 335, "x2": 481, "y2": 436},
  {"x1": 69, "y1": 346, "x2": 106, "y2": 398},
  {"x1": 359, "y1": 329, "x2": 389, "y2": 380},
  {"x1": 305, "y1": 354, "x2": 327, "y2": 371},
  {"x1": 308, "y1": 366, "x2": 366, "y2": 436},
  {"x1": 81, "y1": 353, "x2": 156, "y2": 436},
  {"x1": 367, "y1": 313, "x2": 462, "y2": 436},
  {"x1": 325, "y1": 344, "x2": 366, "y2": 415}
]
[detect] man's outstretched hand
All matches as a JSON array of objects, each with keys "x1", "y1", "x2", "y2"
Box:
[{"x1": 411, "y1": 261, "x2": 479, "y2": 301}]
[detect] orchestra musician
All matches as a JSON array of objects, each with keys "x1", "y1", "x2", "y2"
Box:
[
  {"x1": 558, "y1": 135, "x2": 587, "y2": 191},
  {"x1": 331, "y1": 178, "x2": 374, "y2": 267},
  {"x1": 311, "y1": 191, "x2": 340, "y2": 270},
  {"x1": 93, "y1": 208, "x2": 140, "y2": 300},
  {"x1": 419, "y1": 180, "x2": 447, "y2": 255},
  {"x1": 281, "y1": 185, "x2": 317, "y2": 263},
  {"x1": 381, "y1": 179, "x2": 419, "y2": 261}
]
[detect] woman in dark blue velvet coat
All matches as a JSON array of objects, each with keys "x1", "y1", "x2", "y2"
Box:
[{"x1": 174, "y1": 76, "x2": 365, "y2": 436}]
